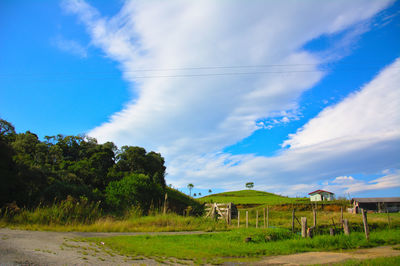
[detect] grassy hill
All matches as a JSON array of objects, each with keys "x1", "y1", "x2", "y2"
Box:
[
  {"x1": 198, "y1": 190, "x2": 309, "y2": 205},
  {"x1": 166, "y1": 187, "x2": 204, "y2": 215}
]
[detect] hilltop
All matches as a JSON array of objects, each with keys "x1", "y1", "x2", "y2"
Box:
[{"x1": 198, "y1": 190, "x2": 309, "y2": 205}]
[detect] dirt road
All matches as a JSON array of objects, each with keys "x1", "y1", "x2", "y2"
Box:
[
  {"x1": 1, "y1": 228, "x2": 399, "y2": 265},
  {"x1": 0, "y1": 228, "x2": 206, "y2": 265},
  {"x1": 254, "y1": 245, "x2": 400, "y2": 265}
]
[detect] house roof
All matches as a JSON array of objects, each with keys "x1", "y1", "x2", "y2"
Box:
[
  {"x1": 308, "y1": 189, "x2": 334, "y2": 195},
  {"x1": 351, "y1": 197, "x2": 400, "y2": 203}
]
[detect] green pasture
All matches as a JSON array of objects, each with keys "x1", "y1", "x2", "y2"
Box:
[
  {"x1": 199, "y1": 190, "x2": 311, "y2": 205},
  {"x1": 84, "y1": 229, "x2": 400, "y2": 264}
]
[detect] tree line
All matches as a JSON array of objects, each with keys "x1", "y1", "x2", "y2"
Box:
[{"x1": 0, "y1": 118, "x2": 167, "y2": 213}]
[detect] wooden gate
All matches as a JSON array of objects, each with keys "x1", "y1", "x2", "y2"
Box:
[{"x1": 204, "y1": 203, "x2": 237, "y2": 224}]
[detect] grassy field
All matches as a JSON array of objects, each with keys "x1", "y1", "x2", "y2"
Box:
[
  {"x1": 330, "y1": 255, "x2": 400, "y2": 266},
  {"x1": 84, "y1": 228, "x2": 400, "y2": 264},
  {"x1": 199, "y1": 190, "x2": 312, "y2": 205}
]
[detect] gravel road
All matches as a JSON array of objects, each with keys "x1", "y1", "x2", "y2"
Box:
[
  {"x1": 0, "y1": 228, "x2": 206, "y2": 265},
  {"x1": 1, "y1": 228, "x2": 399, "y2": 265}
]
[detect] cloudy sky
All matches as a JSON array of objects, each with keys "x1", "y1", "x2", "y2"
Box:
[{"x1": 1, "y1": 0, "x2": 399, "y2": 198}]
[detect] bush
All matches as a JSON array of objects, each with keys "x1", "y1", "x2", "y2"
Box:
[{"x1": 106, "y1": 173, "x2": 163, "y2": 214}]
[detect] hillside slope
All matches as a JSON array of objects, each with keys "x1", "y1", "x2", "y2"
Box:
[
  {"x1": 166, "y1": 187, "x2": 204, "y2": 215},
  {"x1": 198, "y1": 190, "x2": 309, "y2": 205}
]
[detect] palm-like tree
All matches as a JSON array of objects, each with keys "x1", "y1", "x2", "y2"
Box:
[{"x1": 187, "y1": 183, "x2": 194, "y2": 196}]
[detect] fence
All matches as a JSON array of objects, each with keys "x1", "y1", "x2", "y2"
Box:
[
  {"x1": 204, "y1": 203, "x2": 237, "y2": 224},
  {"x1": 205, "y1": 203, "x2": 391, "y2": 240}
]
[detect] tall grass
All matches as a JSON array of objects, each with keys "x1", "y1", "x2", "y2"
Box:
[
  {"x1": 1, "y1": 196, "x2": 398, "y2": 233},
  {"x1": 0, "y1": 199, "x2": 228, "y2": 232},
  {"x1": 0, "y1": 196, "x2": 102, "y2": 225}
]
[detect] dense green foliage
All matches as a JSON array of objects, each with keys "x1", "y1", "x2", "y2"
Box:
[
  {"x1": 0, "y1": 118, "x2": 168, "y2": 213},
  {"x1": 85, "y1": 229, "x2": 400, "y2": 264},
  {"x1": 106, "y1": 174, "x2": 163, "y2": 214},
  {"x1": 199, "y1": 189, "x2": 310, "y2": 205}
]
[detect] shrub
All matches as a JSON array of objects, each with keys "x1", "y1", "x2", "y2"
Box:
[{"x1": 106, "y1": 173, "x2": 163, "y2": 214}]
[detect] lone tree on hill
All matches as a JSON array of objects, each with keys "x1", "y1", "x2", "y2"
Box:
[
  {"x1": 245, "y1": 182, "x2": 254, "y2": 189},
  {"x1": 187, "y1": 183, "x2": 194, "y2": 196},
  {"x1": 208, "y1": 189, "x2": 212, "y2": 194}
]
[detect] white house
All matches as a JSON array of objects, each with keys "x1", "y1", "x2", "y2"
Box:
[{"x1": 308, "y1": 190, "x2": 335, "y2": 201}]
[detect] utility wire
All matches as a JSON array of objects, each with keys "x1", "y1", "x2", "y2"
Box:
[
  {"x1": 0, "y1": 62, "x2": 397, "y2": 78},
  {"x1": 0, "y1": 64, "x2": 398, "y2": 82}
]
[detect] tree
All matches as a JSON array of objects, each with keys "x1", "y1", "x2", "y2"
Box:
[
  {"x1": 198, "y1": 192, "x2": 201, "y2": 196},
  {"x1": 187, "y1": 183, "x2": 194, "y2": 196},
  {"x1": 245, "y1": 182, "x2": 254, "y2": 189},
  {"x1": 193, "y1": 193, "x2": 197, "y2": 197},
  {"x1": 115, "y1": 146, "x2": 166, "y2": 187},
  {"x1": 208, "y1": 189, "x2": 212, "y2": 194}
]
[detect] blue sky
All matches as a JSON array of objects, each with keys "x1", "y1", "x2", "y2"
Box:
[{"x1": 1, "y1": 0, "x2": 399, "y2": 198}]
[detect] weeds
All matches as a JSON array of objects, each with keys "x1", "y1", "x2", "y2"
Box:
[{"x1": 1, "y1": 196, "x2": 102, "y2": 225}]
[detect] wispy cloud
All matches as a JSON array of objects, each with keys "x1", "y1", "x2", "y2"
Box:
[
  {"x1": 323, "y1": 170, "x2": 400, "y2": 194},
  {"x1": 62, "y1": 0, "x2": 398, "y2": 195},
  {"x1": 52, "y1": 35, "x2": 88, "y2": 58}
]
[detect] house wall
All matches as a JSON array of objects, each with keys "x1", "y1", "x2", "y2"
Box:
[
  {"x1": 310, "y1": 194, "x2": 322, "y2": 201},
  {"x1": 322, "y1": 192, "x2": 334, "y2": 201},
  {"x1": 310, "y1": 192, "x2": 334, "y2": 201}
]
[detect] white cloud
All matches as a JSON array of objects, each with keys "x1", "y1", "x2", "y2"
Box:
[
  {"x1": 52, "y1": 35, "x2": 88, "y2": 58},
  {"x1": 167, "y1": 59, "x2": 400, "y2": 194},
  {"x1": 282, "y1": 58, "x2": 400, "y2": 149},
  {"x1": 62, "y1": 0, "x2": 399, "y2": 195},
  {"x1": 332, "y1": 176, "x2": 355, "y2": 184},
  {"x1": 322, "y1": 170, "x2": 400, "y2": 195}
]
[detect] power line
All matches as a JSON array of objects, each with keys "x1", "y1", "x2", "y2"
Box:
[
  {"x1": 0, "y1": 64, "x2": 398, "y2": 82},
  {"x1": 0, "y1": 62, "x2": 397, "y2": 78}
]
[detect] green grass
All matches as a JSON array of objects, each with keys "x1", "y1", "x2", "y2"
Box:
[
  {"x1": 331, "y1": 255, "x2": 400, "y2": 266},
  {"x1": 83, "y1": 229, "x2": 400, "y2": 264},
  {"x1": 199, "y1": 190, "x2": 310, "y2": 205}
]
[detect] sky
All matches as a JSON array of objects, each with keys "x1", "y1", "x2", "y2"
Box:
[{"x1": 1, "y1": 0, "x2": 399, "y2": 198}]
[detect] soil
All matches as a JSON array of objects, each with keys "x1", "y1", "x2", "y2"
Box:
[
  {"x1": 0, "y1": 228, "x2": 206, "y2": 265},
  {"x1": 1, "y1": 228, "x2": 399, "y2": 265},
  {"x1": 254, "y1": 245, "x2": 400, "y2": 265}
]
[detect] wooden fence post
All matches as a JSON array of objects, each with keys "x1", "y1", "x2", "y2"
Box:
[
  {"x1": 291, "y1": 209, "x2": 295, "y2": 233},
  {"x1": 341, "y1": 206, "x2": 344, "y2": 228},
  {"x1": 330, "y1": 228, "x2": 335, "y2": 236},
  {"x1": 256, "y1": 210, "x2": 259, "y2": 228},
  {"x1": 263, "y1": 208, "x2": 266, "y2": 228},
  {"x1": 163, "y1": 193, "x2": 168, "y2": 215},
  {"x1": 267, "y1": 206, "x2": 269, "y2": 228},
  {"x1": 237, "y1": 211, "x2": 240, "y2": 228},
  {"x1": 313, "y1": 209, "x2": 317, "y2": 228},
  {"x1": 343, "y1": 219, "x2": 350, "y2": 235},
  {"x1": 307, "y1": 226, "x2": 315, "y2": 238},
  {"x1": 361, "y1": 209, "x2": 370, "y2": 241},
  {"x1": 246, "y1": 211, "x2": 249, "y2": 228},
  {"x1": 387, "y1": 209, "x2": 391, "y2": 229},
  {"x1": 227, "y1": 203, "x2": 231, "y2": 225},
  {"x1": 301, "y1": 217, "x2": 307, "y2": 238}
]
